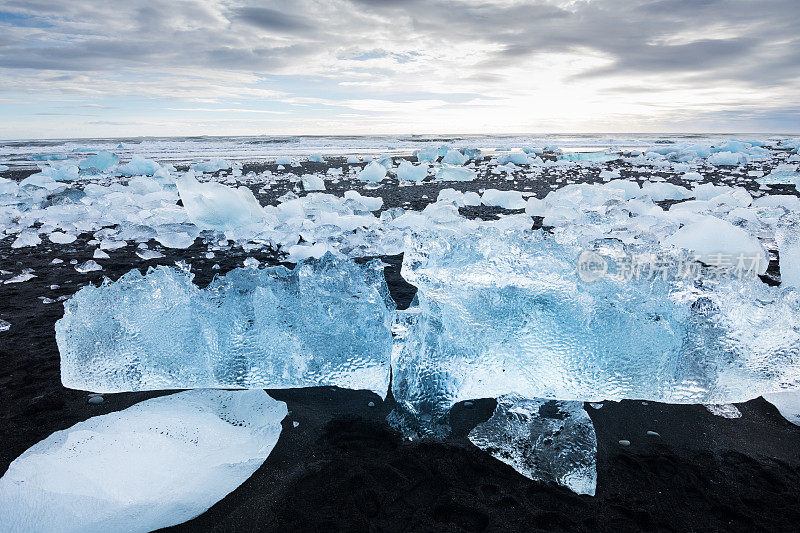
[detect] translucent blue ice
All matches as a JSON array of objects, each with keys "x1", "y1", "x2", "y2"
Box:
[
  {"x1": 57, "y1": 255, "x2": 395, "y2": 394},
  {"x1": 392, "y1": 228, "x2": 800, "y2": 427}
]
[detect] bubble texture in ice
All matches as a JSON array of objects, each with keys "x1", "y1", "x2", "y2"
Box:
[{"x1": 57, "y1": 255, "x2": 394, "y2": 394}]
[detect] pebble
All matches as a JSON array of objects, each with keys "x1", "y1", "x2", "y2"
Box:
[
  {"x1": 367, "y1": 401, "x2": 375, "y2": 407},
  {"x1": 88, "y1": 395, "x2": 104, "y2": 404},
  {"x1": 618, "y1": 439, "x2": 631, "y2": 446},
  {"x1": 646, "y1": 430, "x2": 660, "y2": 437},
  {"x1": 463, "y1": 401, "x2": 474, "y2": 408}
]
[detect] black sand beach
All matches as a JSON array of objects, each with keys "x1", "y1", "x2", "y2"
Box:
[{"x1": 2, "y1": 157, "x2": 800, "y2": 532}]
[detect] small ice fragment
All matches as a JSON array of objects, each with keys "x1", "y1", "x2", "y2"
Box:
[
  {"x1": 704, "y1": 404, "x2": 742, "y2": 418},
  {"x1": 0, "y1": 319, "x2": 10, "y2": 332},
  {"x1": 589, "y1": 402, "x2": 603, "y2": 410},
  {"x1": 308, "y1": 153, "x2": 324, "y2": 163},
  {"x1": 292, "y1": 420, "x2": 300, "y2": 428},
  {"x1": 618, "y1": 439, "x2": 631, "y2": 446},
  {"x1": 646, "y1": 430, "x2": 660, "y2": 437},
  {"x1": 93, "y1": 249, "x2": 110, "y2": 259},
  {"x1": 48, "y1": 232, "x2": 77, "y2": 244},
  {"x1": 88, "y1": 395, "x2": 103, "y2": 404},
  {"x1": 75, "y1": 260, "x2": 102, "y2": 273},
  {"x1": 469, "y1": 394, "x2": 597, "y2": 496},
  {"x1": 5, "y1": 269, "x2": 36, "y2": 284},
  {"x1": 136, "y1": 249, "x2": 164, "y2": 260}
]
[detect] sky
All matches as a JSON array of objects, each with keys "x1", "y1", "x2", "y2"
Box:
[{"x1": 0, "y1": 0, "x2": 798, "y2": 139}]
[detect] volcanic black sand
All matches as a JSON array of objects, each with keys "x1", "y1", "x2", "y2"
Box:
[{"x1": 2, "y1": 156, "x2": 800, "y2": 532}]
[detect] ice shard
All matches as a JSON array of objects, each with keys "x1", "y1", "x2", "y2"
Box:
[
  {"x1": 392, "y1": 228, "x2": 800, "y2": 428},
  {"x1": 468, "y1": 394, "x2": 597, "y2": 496},
  {"x1": 57, "y1": 255, "x2": 395, "y2": 394}
]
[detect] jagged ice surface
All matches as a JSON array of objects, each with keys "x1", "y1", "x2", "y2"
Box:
[
  {"x1": 392, "y1": 228, "x2": 800, "y2": 425},
  {"x1": 57, "y1": 255, "x2": 394, "y2": 394},
  {"x1": 468, "y1": 394, "x2": 597, "y2": 496}
]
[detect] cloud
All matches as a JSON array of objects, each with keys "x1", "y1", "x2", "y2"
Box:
[{"x1": 0, "y1": 0, "x2": 798, "y2": 136}]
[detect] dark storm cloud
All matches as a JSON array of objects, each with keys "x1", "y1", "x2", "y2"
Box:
[{"x1": 234, "y1": 7, "x2": 312, "y2": 32}]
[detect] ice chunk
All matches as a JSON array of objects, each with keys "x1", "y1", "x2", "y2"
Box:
[
  {"x1": 39, "y1": 161, "x2": 80, "y2": 181},
  {"x1": 599, "y1": 169, "x2": 620, "y2": 181},
  {"x1": 12, "y1": 231, "x2": 42, "y2": 248},
  {"x1": 0, "y1": 318, "x2": 9, "y2": 331},
  {"x1": 301, "y1": 174, "x2": 326, "y2": 191},
  {"x1": 707, "y1": 151, "x2": 746, "y2": 166},
  {"x1": 468, "y1": 394, "x2": 597, "y2": 495},
  {"x1": 176, "y1": 172, "x2": 267, "y2": 232},
  {"x1": 75, "y1": 260, "x2": 102, "y2": 273},
  {"x1": 704, "y1": 403, "x2": 742, "y2": 418},
  {"x1": 346, "y1": 155, "x2": 360, "y2": 164},
  {"x1": 435, "y1": 165, "x2": 476, "y2": 182},
  {"x1": 391, "y1": 228, "x2": 800, "y2": 429},
  {"x1": 49, "y1": 232, "x2": 77, "y2": 244},
  {"x1": 497, "y1": 152, "x2": 529, "y2": 165},
  {"x1": 358, "y1": 161, "x2": 387, "y2": 182},
  {"x1": 344, "y1": 190, "x2": 383, "y2": 211},
  {"x1": 275, "y1": 156, "x2": 293, "y2": 165},
  {"x1": 308, "y1": 153, "x2": 324, "y2": 163},
  {"x1": 191, "y1": 159, "x2": 231, "y2": 173},
  {"x1": 437, "y1": 188, "x2": 480, "y2": 207},
  {"x1": 79, "y1": 151, "x2": 119, "y2": 172},
  {"x1": 395, "y1": 160, "x2": 428, "y2": 182},
  {"x1": 662, "y1": 216, "x2": 768, "y2": 274},
  {"x1": 57, "y1": 256, "x2": 394, "y2": 394},
  {"x1": 777, "y1": 214, "x2": 800, "y2": 288},
  {"x1": 0, "y1": 390, "x2": 286, "y2": 533},
  {"x1": 758, "y1": 163, "x2": 800, "y2": 186},
  {"x1": 414, "y1": 146, "x2": 439, "y2": 162},
  {"x1": 682, "y1": 171, "x2": 703, "y2": 181},
  {"x1": 118, "y1": 156, "x2": 160, "y2": 176},
  {"x1": 481, "y1": 189, "x2": 526, "y2": 210},
  {"x1": 640, "y1": 182, "x2": 693, "y2": 201},
  {"x1": 441, "y1": 149, "x2": 468, "y2": 166},
  {"x1": 763, "y1": 391, "x2": 800, "y2": 425}
]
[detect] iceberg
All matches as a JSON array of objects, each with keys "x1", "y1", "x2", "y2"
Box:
[
  {"x1": 414, "y1": 146, "x2": 439, "y2": 162},
  {"x1": 441, "y1": 149, "x2": 468, "y2": 166},
  {"x1": 176, "y1": 172, "x2": 268, "y2": 232},
  {"x1": 191, "y1": 159, "x2": 231, "y2": 173},
  {"x1": 301, "y1": 174, "x2": 326, "y2": 191},
  {"x1": 435, "y1": 165, "x2": 476, "y2": 182},
  {"x1": 358, "y1": 161, "x2": 387, "y2": 182},
  {"x1": 468, "y1": 394, "x2": 597, "y2": 495},
  {"x1": 391, "y1": 228, "x2": 800, "y2": 430},
  {"x1": 0, "y1": 390, "x2": 286, "y2": 533},
  {"x1": 79, "y1": 151, "x2": 119, "y2": 172},
  {"x1": 118, "y1": 156, "x2": 160, "y2": 176},
  {"x1": 57, "y1": 255, "x2": 394, "y2": 394},
  {"x1": 481, "y1": 189, "x2": 526, "y2": 210},
  {"x1": 395, "y1": 160, "x2": 428, "y2": 182}
]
